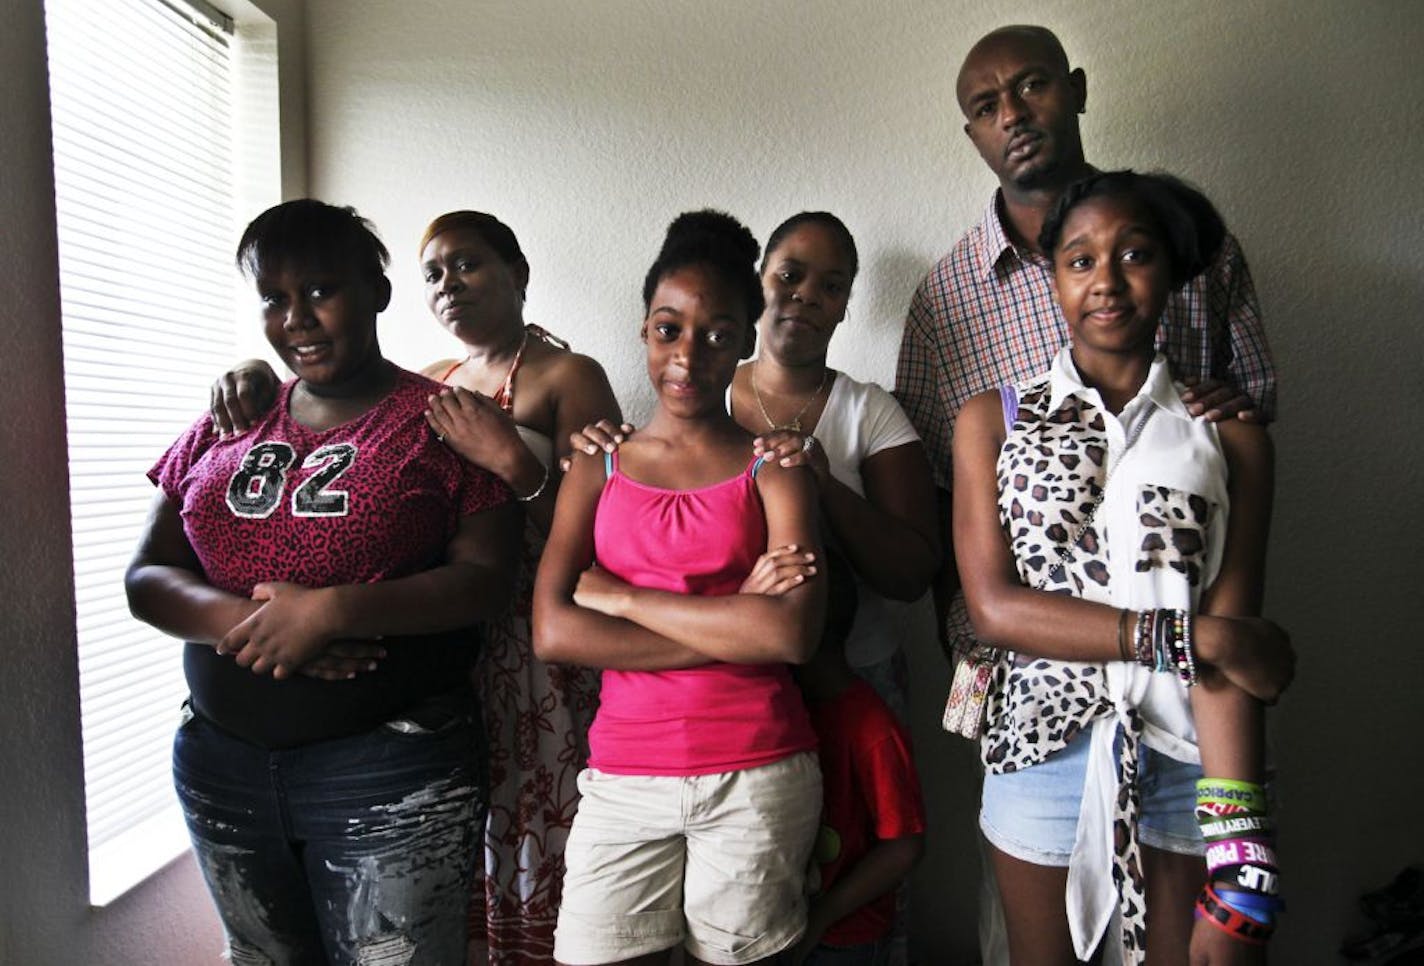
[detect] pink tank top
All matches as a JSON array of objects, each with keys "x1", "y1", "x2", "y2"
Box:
[{"x1": 589, "y1": 451, "x2": 816, "y2": 775}]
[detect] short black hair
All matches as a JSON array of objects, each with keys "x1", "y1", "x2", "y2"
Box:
[
  {"x1": 762, "y1": 211, "x2": 859, "y2": 280},
  {"x1": 236, "y1": 199, "x2": 390, "y2": 282},
  {"x1": 642, "y1": 210, "x2": 765, "y2": 329},
  {"x1": 1039, "y1": 170, "x2": 1226, "y2": 288}
]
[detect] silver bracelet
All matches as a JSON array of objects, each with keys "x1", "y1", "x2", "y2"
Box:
[{"x1": 516, "y1": 463, "x2": 550, "y2": 503}]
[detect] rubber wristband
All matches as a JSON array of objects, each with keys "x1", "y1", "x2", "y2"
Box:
[
  {"x1": 1205, "y1": 838, "x2": 1279, "y2": 875},
  {"x1": 1195, "y1": 800, "x2": 1256, "y2": 821},
  {"x1": 1224, "y1": 862, "x2": 1281, "y2": 896},
  {"x1": 1198, "y1": 813, "x2": 1274, "y2": 842},
  {"x1": 1196, "y1": 883, "x2": 1273, "y2": 945},
  {"x1": 1209, "y1": 881, "x2": 1278, "y2": 928},
  {"x1": 1197, "y1": 779, "x2": 1268, "y2": 812},
  {"x1": 1214, "y1": 887, "x2": 1284, "y2": 920}
]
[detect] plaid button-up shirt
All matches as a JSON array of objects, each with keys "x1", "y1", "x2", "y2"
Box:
[{"x1": 895, "y1": 194, "x2": 1277, "y2": 487}]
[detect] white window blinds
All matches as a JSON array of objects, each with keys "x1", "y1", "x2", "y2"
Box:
[{"x1": 45, "y1": 0, "x2": 240, "y2": 905}]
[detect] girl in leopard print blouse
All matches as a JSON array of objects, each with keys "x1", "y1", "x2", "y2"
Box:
[{"x1": 953, "y1": 172, "x2": 1295, "y2": 966}]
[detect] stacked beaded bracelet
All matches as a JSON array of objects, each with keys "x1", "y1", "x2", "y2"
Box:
[
  {"x1": 1133, "y1": 609, "x2": 1156, "y2": 667},
  {"x1": 1194, "y1": 778, "x2": 1283, "y2": 944},
  {"x1": 1129, "y1": 608, "x2": 1198, "y2": 686},
  {"x1": 1167, "y1": 609, "x2": 1197, "y2": 687}
]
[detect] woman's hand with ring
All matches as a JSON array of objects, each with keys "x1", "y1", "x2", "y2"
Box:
[
  {"x1": 753, "y1": 428, "x2": 829, "y2": 482},
  {"x1": 425, "y1": 387, "x2": 527, "y2": 481}
]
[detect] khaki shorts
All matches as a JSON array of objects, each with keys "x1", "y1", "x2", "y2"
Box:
[{"x1": 553, "y1": 752, "x2": 822, "y2": 965}]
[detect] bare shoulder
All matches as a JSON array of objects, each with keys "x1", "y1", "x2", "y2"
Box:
[
  {"x1": 1216, "y1": 418, "x2": 1272, "y2": 455},
  {"x1": 753, "y1": 455, "x2": 815, "y2": 496},
  {"x1": 421, "y1": 358, "x2": 461, "y2": 381},
  {"x1": 561, "y1": 436, "x2": 611, "y2": 491},
  {"x1": 954, "y1": 389, "x2": 1005, "y2": 440},
  {"x1": 538, "y1": 346, "x2": 613, "y2": 390},
  {"x1": 1216, "y1": 418, "x2": 1273, "y2": 472},
  {"x1": 519, "y1": 341, "x2": 615, "y2": 404}
]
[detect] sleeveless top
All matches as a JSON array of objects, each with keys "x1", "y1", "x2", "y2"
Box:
[
  {"x1": 435, "y1": 322, "x2": 566, "y2": 402},
  {"x1": 588, "y1": 451, "x2": 817, "y2": 775},
  {"x1": 987, "y1": 348, "x2": 1230, "y2": 963},
  {"x1": 439, "y1": 324, "x2": 555, "y2": 615}
]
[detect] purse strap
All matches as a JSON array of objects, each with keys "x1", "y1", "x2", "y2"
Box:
[{"x1": 999, "y1": 382, "x2": 1019, "y2": 434}]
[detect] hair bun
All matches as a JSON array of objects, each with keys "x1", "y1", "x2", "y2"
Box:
[
  {"x1": 641, "y1": 208, "x2": 766, "y2": 325},
  {"x1": 660, "y1": 209, "x2": 760, "y2": 266}
]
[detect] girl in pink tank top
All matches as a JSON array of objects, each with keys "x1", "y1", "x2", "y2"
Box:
[{"x1": 533, "y1": 211, "x2": 826, "y2": 966}]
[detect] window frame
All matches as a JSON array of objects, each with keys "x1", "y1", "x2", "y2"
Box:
[{"x1": 44, "y1": 0, "x2": 287, "y2": 906}]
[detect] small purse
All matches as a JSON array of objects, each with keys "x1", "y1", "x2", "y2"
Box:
[
  {"x1": 941, "y1": 383, "x2": 1157, "y2": 741},
  {"x1": 942, "y1": 637, "x2": 998, "y2": 739},
  {"x1": 941, "y1": 383, "x2": 1019, "y2": 741}
]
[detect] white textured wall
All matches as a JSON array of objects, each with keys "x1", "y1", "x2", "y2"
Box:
[
  {"x1": 3, "y1": 0, "x2": 1419, "y2": 961},
  {"x1": 301, "y1": 2, "x2": 1424, "y2": 961},
  {"x1": 0, "y1": 0, "x2": 304, "y2": 961}
]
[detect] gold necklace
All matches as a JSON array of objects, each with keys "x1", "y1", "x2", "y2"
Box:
[{"x1": 750, "y1": 360, "x2": 828, "y2": 432}]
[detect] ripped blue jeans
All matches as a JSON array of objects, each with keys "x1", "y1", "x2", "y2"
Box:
[{"x1": 172, "y1": 693, "x2": 485, "y2": 966}]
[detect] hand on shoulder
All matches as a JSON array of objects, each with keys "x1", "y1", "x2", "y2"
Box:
[
  {"x1": 209, "y1": 358, "x2": 280, "y2": 437},
  {"x1": 1181, "y1": 376, "x2": 1264, "y2": 424},
  {"x1": 753, "y1": 428, "x2": 830, "y2": 481},
  {"x1": 752, "y1": 449, "x2": 820, "y2": 515}
]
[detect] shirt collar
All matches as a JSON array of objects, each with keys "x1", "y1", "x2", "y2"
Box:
[
  {"x1": 973, "y1": 191, "x2": 1020, "y2": 282},
  {"x1": 1046, "y1": 346, "x2": 1193, "y2": 422}
]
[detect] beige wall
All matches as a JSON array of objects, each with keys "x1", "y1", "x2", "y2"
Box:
[
  {"x1": 4, "y1": 0, "x2": 1421, "y2": 962},
  {"x1": 300, "y1": 1, "x2": 1423, "y2": 961}
]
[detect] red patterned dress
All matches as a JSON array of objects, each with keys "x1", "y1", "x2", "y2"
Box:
[{"x1": 458, "y1": 327, "x2": 601, "y2": 966}]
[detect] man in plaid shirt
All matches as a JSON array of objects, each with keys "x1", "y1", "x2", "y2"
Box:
[{"x1": 895, "y1": 24, "x2": 1276, "y2": 658}]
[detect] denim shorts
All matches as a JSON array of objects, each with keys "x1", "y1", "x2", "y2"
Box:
[
  {"x1": 980, "y1": 727, "x2": 1204, "y2": 866},
  {"x1": 173, "y1": 693, "x2": 486, "y2": 966}
]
